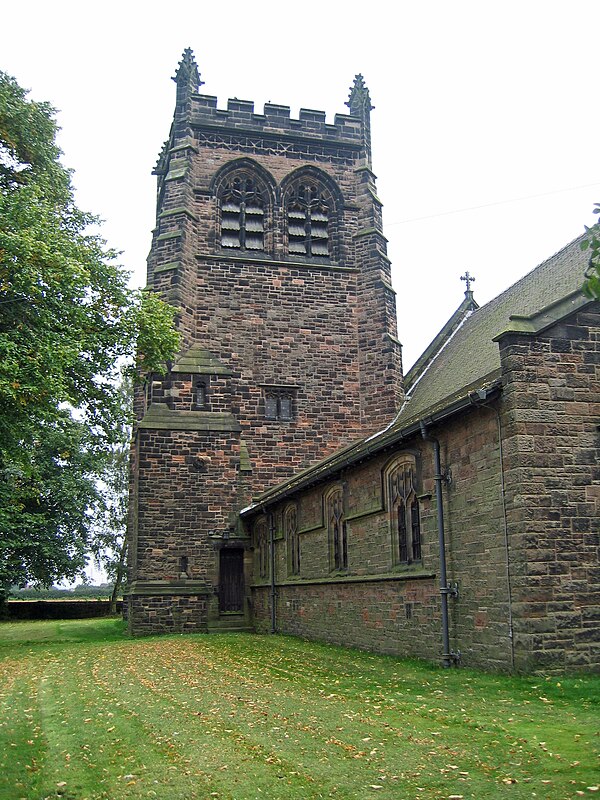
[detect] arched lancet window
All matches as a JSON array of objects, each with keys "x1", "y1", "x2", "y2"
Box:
[
  {"x1": 219, "y1": 173, "x2": 266, "y2": 251},
  {"x1": 326, "y1": 487, "x2": 347, "y2": 572},
  {"x1": 254, "y1": 517, "x2": 269, "y2": 579},
  {"x1": 283, "y1": 171, "x2": 339, "y2": 259},
  {"x1": 284, "y1": 505, "x2": 300, "y2": 576},
  {"x1": 387, "y1": 458, "x2": 422, "y2": 566},
  {"x1": 287, "y1": 182, "x2": 329, "y2": 257}
]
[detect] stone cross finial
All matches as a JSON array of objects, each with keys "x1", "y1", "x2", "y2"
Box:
[{"x1": 460, "y1": 271, "x2": 475, "y2": 293}]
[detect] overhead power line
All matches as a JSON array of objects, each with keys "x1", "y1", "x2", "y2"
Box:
[{"x1": 390, "y1": 180, "x2": 600, "y2": 226}]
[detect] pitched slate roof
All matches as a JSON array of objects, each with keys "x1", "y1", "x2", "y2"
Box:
[
  {"x1": 399, "y1": 234, "x2": 589, "y2": 427},
  {"x1": 404, "y1": 290, "x2": 479, "y2": 389},
  {"x1": 241, "y1": 234, "x2": 590, "y2": 514}
]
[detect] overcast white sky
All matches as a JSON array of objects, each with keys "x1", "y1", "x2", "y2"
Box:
[{"x1": 3, "y1": 0, "x2": 599, "y2": 368}]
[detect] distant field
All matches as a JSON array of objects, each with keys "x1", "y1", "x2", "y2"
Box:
[{"x1": 0, "y1": 619, "x2": 598, "y2": 800}]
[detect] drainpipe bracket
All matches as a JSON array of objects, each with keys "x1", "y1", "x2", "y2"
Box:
[{"x1": 441, "y1": 583, "x2": 459, "y2": 599}]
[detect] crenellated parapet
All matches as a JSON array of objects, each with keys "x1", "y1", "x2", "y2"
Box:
[{"x1": 181, "y1": 94, "x2": 365, "y2": 145}]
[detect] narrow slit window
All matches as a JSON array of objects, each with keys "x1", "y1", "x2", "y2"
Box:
[
  {"x1": 328, "y1": 489, "x2": 348, "y2": 572},
  {"x1": 193, "y1": 378, "x2": 208, "y2": 410},
  {"x1": 285, "y1": 505, "x2": 300, "y2": 576},
  {"x1": 411, "y1": 499, "x2": 422, "y2": 561},
  {"x1": 255, "y1": 518, "x2": 268, "y2": 579},
  {"x1": 398, "y1": 499, "x2": 408, "y2": 563}
]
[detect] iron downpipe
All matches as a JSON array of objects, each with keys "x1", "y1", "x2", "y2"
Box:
[
  {"x1": 269, "y1": 511, "x2": 276, "y2": 634},
  {"x1": 420, "y1": 421, "x2": 454, "y2": 668}
]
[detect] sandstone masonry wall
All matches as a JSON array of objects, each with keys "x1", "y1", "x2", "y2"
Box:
[
  {"x1": 250, "y1": 405, "x2": 515, "y2": 671},
  {"x1": 499, "y1": 303, "x2": 600, "y2": 672}
]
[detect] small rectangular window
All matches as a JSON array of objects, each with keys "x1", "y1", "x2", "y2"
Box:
[
  {"x1": 265, "y1": 395, "x2": 279, "y2": 419},
  {"x1": 193, "y1": 377, "x2": 208, "y2": 410},
  {"x1": 279, "y1": 396, "x2": 292, "y2": 420},
  {"x1": 264, "y1": 389, "x2": 295, "y2": 421}
]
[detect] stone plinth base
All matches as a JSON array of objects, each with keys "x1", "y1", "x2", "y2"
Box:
[{"x1": 127, "y1": 581, "x2": 211, "y2": 635}]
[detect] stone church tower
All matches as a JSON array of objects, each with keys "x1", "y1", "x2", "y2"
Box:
[{"x1": 127, "y1": 50, "x2": 403, "y2": 634}]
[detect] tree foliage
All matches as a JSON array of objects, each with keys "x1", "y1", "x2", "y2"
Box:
[
  {"x1": 0, "y1": 71, "x2": 179, "y2": 595},
  {"x1": 581, "y1": 203, "x2": 600, "y2": 300},
  {"x1": 88, "y1": 375, "x2": 132, "y2": 612}
]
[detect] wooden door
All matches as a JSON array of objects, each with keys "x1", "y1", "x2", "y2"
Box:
[{"x1": 219, "y1": 548, "x2": 244, "y2": 612}]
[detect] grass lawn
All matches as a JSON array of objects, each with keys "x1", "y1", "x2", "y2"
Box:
[{"x1": 0, "y1": 619, "x2": 598, "y2": 799}]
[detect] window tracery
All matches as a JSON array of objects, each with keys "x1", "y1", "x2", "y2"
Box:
[
  {"x1": 219, "y1": 173, "x2": 265, "y2": 251},
  {"x1": 388, "y1": 460, "x2": 422, "y2": 565},
  {"x1": 285, "y1": 505, "x2": 300, "y2": 576},
  {"x1": 326, "y1": 488, "x2": 347, "y2": 571},
  {"x1": 254, "y1": 517, "x2": 268, "y2": 579},
  {"x1": 286, "y1": 182, "x2": 330, "y2": 258}
]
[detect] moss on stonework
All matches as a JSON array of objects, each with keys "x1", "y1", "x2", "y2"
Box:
[
  {"x1": 239, "y1": 440, "x2": 252, "y2": 472},
  {"x1": 138, "y1": 404, "x2": 241, "y2": 432},
  {"x1": 171, "y1": 345, "x2": 232, "y2": 375},
  {"x1": 153, "y1": 261, "x2": 181, "y2": 274}
]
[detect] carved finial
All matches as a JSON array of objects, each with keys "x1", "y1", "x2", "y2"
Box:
[
  {"x1": 346, "y1": 75, "x2": 374, "y2": 167},
  {"x1": 460, "y1": 271, "x2": 476, "y2": 293},
  {"x1": 173, "y1": 48, "x2": 203, "y2": 93},
  {"x1": 346, "y1": 74, "x2": 374, "y2": 117}
]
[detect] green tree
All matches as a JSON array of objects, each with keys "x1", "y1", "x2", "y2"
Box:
[
  {"x1": 88, "y1": 375, "x2": 132, "y2": 613},
  {"x1": 0, "y1": 71, "x2": 179, "y2": 597},
  {"x1": 582, "y1": 203, "x2": 600, "y2": 300}
]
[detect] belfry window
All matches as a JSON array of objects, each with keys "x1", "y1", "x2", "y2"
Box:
[
  {"x1": 327, "y1": 488, "x2": 348, "y2": 572},
  {"x1": 220, "y1": 175, "x2": 265, "y2": 251},
  {"x1": 388, "y1": 461, "x2": 422, "y2": 565},
  {"x1": 287, "y1": 182, "x2": 330, "y2": 257}
]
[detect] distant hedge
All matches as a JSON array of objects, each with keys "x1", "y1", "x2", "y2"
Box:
[
  {"x1": 10, "y1": 584, "x2": 115, "y2": 600},
  {"x1": 2, "y1": 600, "x2": 123, "y2": 621}
]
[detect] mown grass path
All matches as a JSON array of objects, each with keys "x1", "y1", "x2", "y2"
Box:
[{"x1": 0, "y1": 619, "x2": 598, "y2": 799}]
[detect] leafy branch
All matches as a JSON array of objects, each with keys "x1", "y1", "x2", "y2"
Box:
[{"x1": 581, "y1": 203, "x2": 600, "y2": 299}]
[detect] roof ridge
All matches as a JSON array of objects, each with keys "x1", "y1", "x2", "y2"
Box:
[{"x1": 475, "y1": 232, "x2": 586, "y2": 316}]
